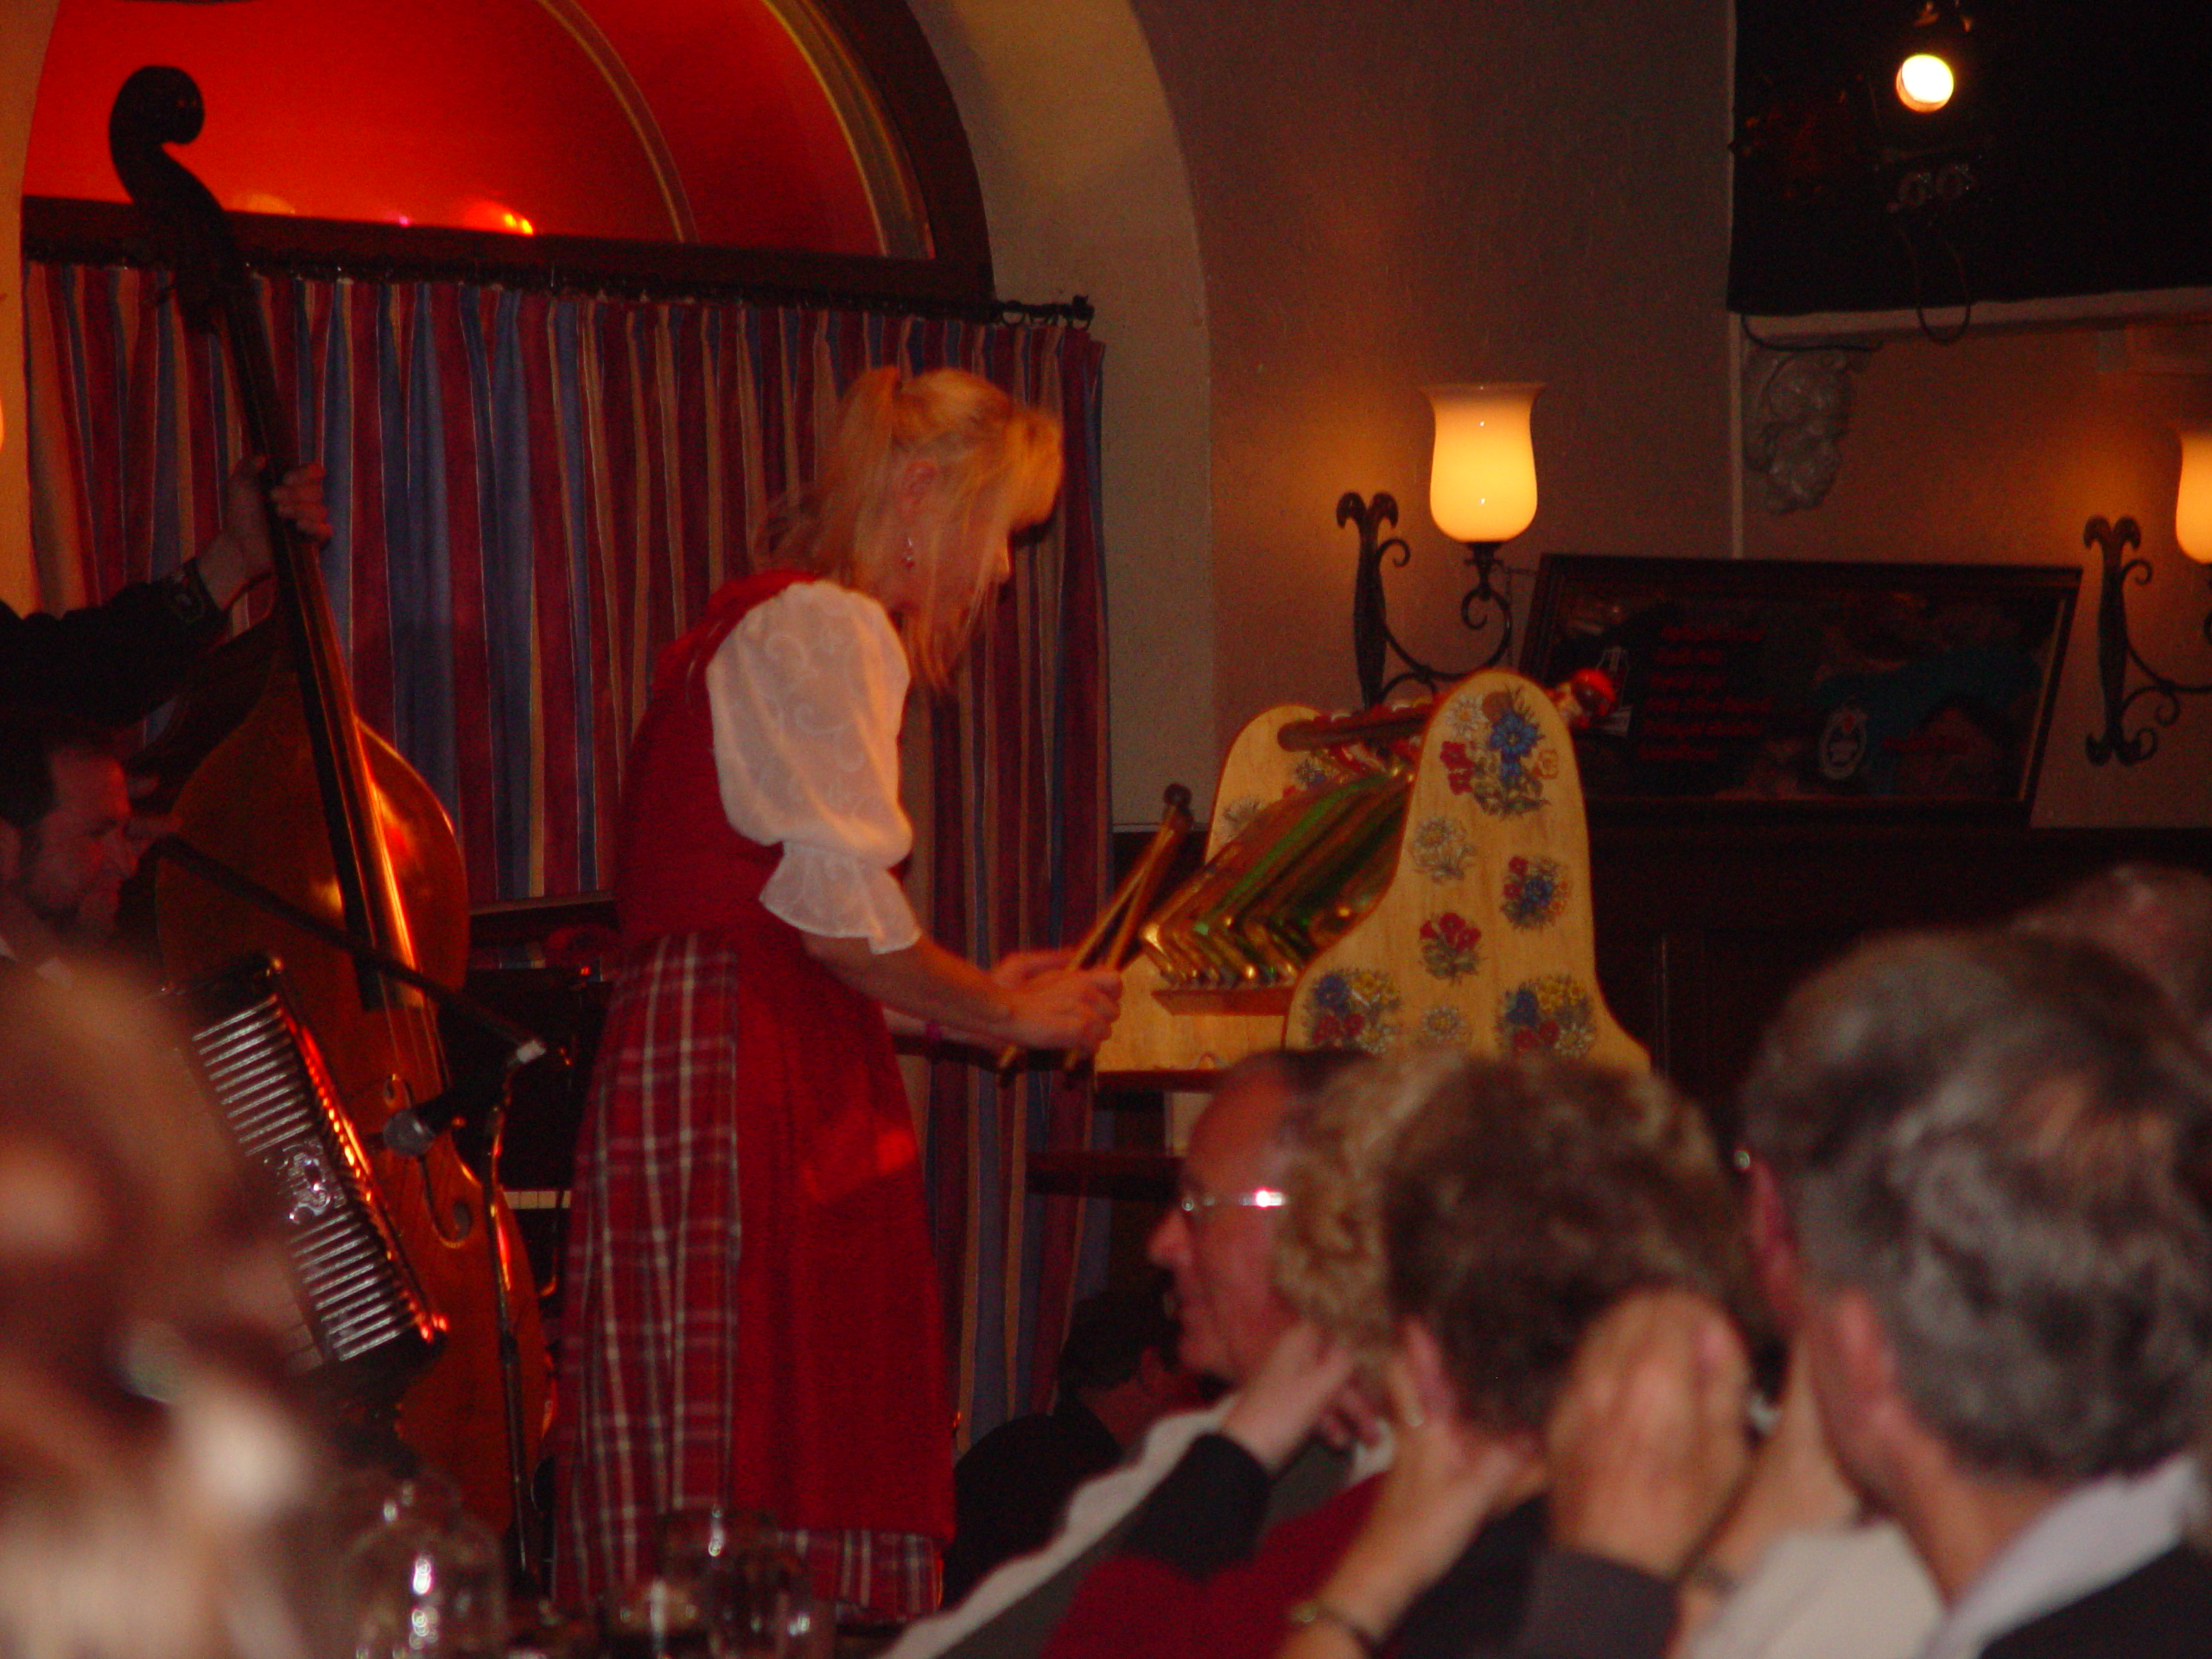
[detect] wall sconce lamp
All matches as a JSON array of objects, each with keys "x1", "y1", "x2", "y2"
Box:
[
  {"x1": 2086, "y1": 428, "x2": 2212, "y2": 766},
  {"x1": 1343, "y1": 383, "x2": 1541, "y2": 709}
]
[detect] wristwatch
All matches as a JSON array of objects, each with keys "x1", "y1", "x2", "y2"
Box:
[{"x1": 156, "y1": 559, "x2": 221, "y2": 628}]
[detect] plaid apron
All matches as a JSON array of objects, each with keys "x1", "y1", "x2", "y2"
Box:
[{"x1": 553, "y1": 933, "x2": 948, "y2": 1620}]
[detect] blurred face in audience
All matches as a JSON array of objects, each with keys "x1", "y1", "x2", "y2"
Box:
[{"x1": 1147, "y1": 1064, "x2": 1299, "y2": 1386}]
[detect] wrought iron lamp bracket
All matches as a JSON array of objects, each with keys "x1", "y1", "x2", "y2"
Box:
[
  {"x1": 2085, "y1": 513, "x2": 2212, "y2": 766},
  {"x1": 1341, "y1": 490, "x2": 1514, "y2": 709}
]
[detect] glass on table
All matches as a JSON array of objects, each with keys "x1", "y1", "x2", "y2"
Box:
[
  {"x1": 321, "y1": 1467, "x2": 468, "y2": 1562},
  {"x1": 338, "y1": 1495, "x2": 507, "y2": 1659},
  {"x1": 599, "y1": 1575, "x2": 715, "y2": 1659},
  {"x1": 775, "y1": 1587, "x2": 835, "y2": 1659},
  {"x1": 654, "y1": 1506, "x2": 775, "y2": 1583},
  {"x1": 651, "y1": 1509, "x2": 823, "y2": 1659}
]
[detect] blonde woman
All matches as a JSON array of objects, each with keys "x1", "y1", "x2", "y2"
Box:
[{"x1": 555, "y1": 368, "x2": 1121, "y2": 1619}]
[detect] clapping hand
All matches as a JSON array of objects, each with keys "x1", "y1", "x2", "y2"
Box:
[
  {"x1": 1542, "y1": 1287, "x2": 1753, "y2": 1580},
  {"x1": 1278, "y1": 1324, "x2": 1540, "y2": 1656},
  {"x1": 1220, "y1": 1319, "x2": 1363, "y2": 1472}
]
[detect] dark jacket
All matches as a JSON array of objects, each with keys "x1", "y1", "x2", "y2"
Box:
[{"x1": 0, "y1": 566, "x2": 225, "y2": 726}]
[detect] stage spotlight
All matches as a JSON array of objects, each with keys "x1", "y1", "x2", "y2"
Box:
[{"x1": 1895, "y1": 52, "x2": 1955, "y2": 113}]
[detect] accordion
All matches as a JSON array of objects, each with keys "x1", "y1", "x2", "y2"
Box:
[{"x1": 169, "y1": 954, "x2": 445, "y2": 1405}]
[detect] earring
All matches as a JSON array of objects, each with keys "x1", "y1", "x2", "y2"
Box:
[{"x1": 903, "y1": 533, "x2": 917, "y2": 570}]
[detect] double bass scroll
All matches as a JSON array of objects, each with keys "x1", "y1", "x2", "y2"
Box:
[{"x1": 110, "y1": 67, "x2": 551, "y2": 1558}]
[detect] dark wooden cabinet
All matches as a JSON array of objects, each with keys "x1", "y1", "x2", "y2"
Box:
[{"x1": 1586, "y1": 816, "x2": 2212, "y2": 1143}]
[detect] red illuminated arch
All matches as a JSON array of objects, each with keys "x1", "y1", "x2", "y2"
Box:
[{"x1": 25, "y1": 0, "x2": 990, "y2": 302}]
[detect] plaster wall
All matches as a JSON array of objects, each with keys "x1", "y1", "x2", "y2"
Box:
[
  {"x1": 1741, "y1": 327, "x2": 2212, "y2": 826},
  {"x1": 1124, "y1": 0, "x2": 1738, "y2": 760},
  {"x1": 899, "y1": 0, "x2": 1217, "y2": 830}
]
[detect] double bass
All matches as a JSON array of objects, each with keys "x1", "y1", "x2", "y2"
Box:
[{"x1": 109, "y1": 68, "x2": 551, "y2": 1556}]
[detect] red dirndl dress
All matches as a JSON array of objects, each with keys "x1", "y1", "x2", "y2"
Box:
[{"x1": 554, "y1": 571, "x2": 953, "y2": 1618}]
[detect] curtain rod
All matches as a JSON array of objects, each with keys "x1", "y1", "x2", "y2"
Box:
[
  {"x1": 77, "y1": 251, "x2": 1095, "y2": 328},
  {"x1": 22, "y1": 195, "x2": 1094, "y2": 328},
  {"x1": 244, "y1": 258, "x2": 1094, "y2": 327}
]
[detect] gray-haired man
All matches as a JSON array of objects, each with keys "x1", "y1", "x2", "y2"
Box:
[
  {"x1": 1742, "y1": 927, "x2": 2212, "y2": 1659},
  {"x1": 885, "y1": 1047, "x2": 1374, "y2": 1659}
]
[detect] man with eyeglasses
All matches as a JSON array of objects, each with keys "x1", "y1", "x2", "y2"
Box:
[
  {"x1": 1150, "y1": 1059, "x2": 1306, "y2": 1388},
  {"x1": 881, "y1": 1048, "x2": 1371, "y2": 1659}
]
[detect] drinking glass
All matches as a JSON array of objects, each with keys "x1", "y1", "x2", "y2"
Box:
[
  {"x1": 655, "y1": 1507, "x2": 772, "y2": 1584},
  {"x1": 652, "y1": 1509, "x2": 817, "y2": 1658},
  {"x1": 339, "y1": 1502, "x2": 507, "y2": 1659},
  {"x1": 600, "y1": 1575, "x2": 715, "y2": 1659}
]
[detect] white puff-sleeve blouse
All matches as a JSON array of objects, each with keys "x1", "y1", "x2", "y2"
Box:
[{"x1": 702, "y1": 581, "x2": 923, "y2": 954}]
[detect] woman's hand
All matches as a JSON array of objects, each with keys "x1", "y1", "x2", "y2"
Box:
[
  {"x1": 990, "y1": 947, "x2": 1077, "y2": 988},
  {"x1": 1543, "y1": 1287, "x2": 1752, "y2": 1581},
  {"x1": 992, "y1": 952, "x2": 1121, "y2": 1052},
  {"x1": 1219, "y1": 1319, "x2": 1360, "y2": 1472},
  {"x1": 1280, "y1": 1334, "x2": 1540, "y2": 1655},
  {"x1": 1672, "y1": 1339, "x2": 1860, "y2": 1652},
  {"x1": 805, "y1": 933, "x2": 1118, "y2": 1052}
]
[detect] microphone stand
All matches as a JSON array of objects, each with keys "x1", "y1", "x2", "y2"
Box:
[{"x1": 149, "y1": 833, "x2": 561, "y2": 1587}]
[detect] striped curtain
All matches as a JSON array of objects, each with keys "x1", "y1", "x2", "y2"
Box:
[{"x1": 22, "y1": 260, "x2": 1112, "y2": 1445}]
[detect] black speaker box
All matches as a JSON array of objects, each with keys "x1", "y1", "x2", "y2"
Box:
[{"x1": 1729, "y1": 2, "x2": 2212, "y2": 317}]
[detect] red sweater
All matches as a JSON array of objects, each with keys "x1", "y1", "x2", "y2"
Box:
[
  {"x1": 1040, "y1": 1433, "x2": 1550, "y2": 1659},
  {"x1": 1045, "y1": 1470, "x2": 1378, "y2": 1659}
]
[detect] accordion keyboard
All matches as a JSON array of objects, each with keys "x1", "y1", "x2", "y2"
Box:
[{"x1": 177, "y1": 956, "x2": 444, "y2": 1402}]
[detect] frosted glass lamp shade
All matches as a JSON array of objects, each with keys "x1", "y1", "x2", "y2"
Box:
[
  {"x1": 2177, "y1": 429, "x2": 2212, "y2": 563},
  {"x1": 1425, "y1": 384, "x2": 1542, "y2": 543}
]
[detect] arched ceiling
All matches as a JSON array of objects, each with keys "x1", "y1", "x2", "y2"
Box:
[{"x1": 24, "y1": 0, "x2": 912, "y2": 256}]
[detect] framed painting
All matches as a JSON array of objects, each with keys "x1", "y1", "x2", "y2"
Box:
[{"x1": 1518, "y1": 554, "x2": 2082, "y2": 817}]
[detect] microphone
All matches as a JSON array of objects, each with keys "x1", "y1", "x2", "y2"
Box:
[{"x1": 381, "y1": 1037, "x2": 551, "y2": 1157}]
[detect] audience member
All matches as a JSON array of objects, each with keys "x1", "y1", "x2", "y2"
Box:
[
  {"x1": 0, "y1": 969, "x2": 328, "y2": 1659},
  {"x1": 796, "y1": 864, "x2": 2212, "y2": 1658},
  {"x1": 2013, "y1": 861, "x2": 2212, "y2": 1042},
  {"x1": 1738, "y1": 928, "x2": 2212, "y2": 1659},
  {"x1": 1285, "y1": 1287, "x2": 1751, "y2": 1659},
  {"x1": 882, "y1": 1047, "x2": 1372, "y2": 1659},
  {"x1": 1673, "y1": 1377, "x2": 1934, "y2": 1659},
  {"x1": 1046, "y1": 1052, "x2": 1758, "y2": 1659},
  {"x1": 943, "y1": 1277, "x2": 1206, "y2": 1603},
  {"x1": 1674, "y1": 1173, "x2": 1940, "y2": 1659},
  {"x1": 1680, "y1": 862, "x2": 2212, "y2": 1659}
]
